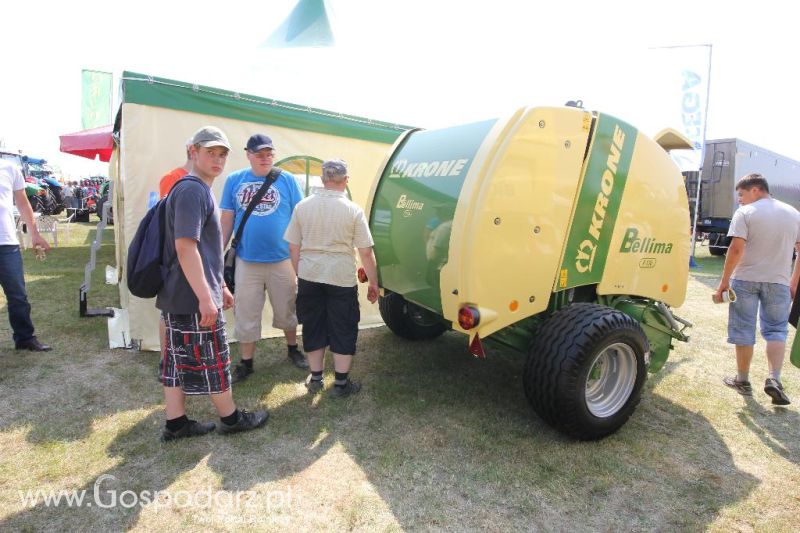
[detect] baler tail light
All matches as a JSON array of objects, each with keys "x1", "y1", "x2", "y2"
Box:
[{"x1": 458, "y1": 305, "x2": 480, "y2": 330}]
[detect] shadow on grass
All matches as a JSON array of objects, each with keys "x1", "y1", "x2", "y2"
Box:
[
  {"x1": 645, "y1": 358, "x2": 685, "y2": 388},
  {"x1": 737, "y1": 396, "x2": 800, "y2": 463},
  {"x1": 0, "y1": 326, "x2": 760, "y2": 530}
]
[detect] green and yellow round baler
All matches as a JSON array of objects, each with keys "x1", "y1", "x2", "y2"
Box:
[{"x1": 366, "y1": 106, "x2": 692, "y2": 440}]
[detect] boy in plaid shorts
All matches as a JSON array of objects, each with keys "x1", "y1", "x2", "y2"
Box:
[{"x1": 156, "y1": 126, "x2": 268, "y2": 442}]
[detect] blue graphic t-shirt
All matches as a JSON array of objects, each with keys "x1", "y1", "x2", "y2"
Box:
[{"x1": 220, "y1": 168, "x2": 304, "y2": 263}]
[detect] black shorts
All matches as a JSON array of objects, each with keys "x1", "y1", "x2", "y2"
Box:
[
  {"x1": 296, "y1": 279, "x2": 360, "y2": 355},
  {"x1": 160, "y1": 311, "x2": 231, "y2": 395}
]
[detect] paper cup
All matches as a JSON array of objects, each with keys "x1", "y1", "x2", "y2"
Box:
[{"x1": 712, "y1": 288, "x2": 737, "y2": 304}]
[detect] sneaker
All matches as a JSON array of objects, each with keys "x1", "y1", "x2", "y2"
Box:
[
  {"x1": 764, "y1": 378, "x2": 791, "y2": 405},
  {"x1": 723, "y1": 376, "x2": 753, "y2": 396},
  {"x1": 305, "y1": 375, "x2": 324, "y2": 394},
  {"x1": 288, "y1": 348, "x2": 309, "y2": 369},
  {"x1": 161, "y1": 420, "x2": 216, "y2": 442},
  {"x1": 328, "y1": 379, "x2": 361, "y2": 399},
  {"x1": 231, "y1": 362, "x2": 254, "y2": 384},
  {"x1": 218, "y1": 409, "x2": 269, "y2": 435}
]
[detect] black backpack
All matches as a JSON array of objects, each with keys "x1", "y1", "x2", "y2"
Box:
[{"x1": 126, "y1": 176, "x2": 205, "y2": 298}]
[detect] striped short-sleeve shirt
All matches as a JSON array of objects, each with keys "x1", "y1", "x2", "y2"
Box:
[{"x1": 284, "y1": 188, "x2": 374, "y2": 287}]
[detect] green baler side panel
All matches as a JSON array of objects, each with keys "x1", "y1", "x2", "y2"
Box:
[{"x1": 370, "y1": 119, "x2": 496, "y2": 313}]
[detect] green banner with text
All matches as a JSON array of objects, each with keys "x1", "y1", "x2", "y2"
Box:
[
  {"x1": 81, "y1": 70, "x2": 112, "y2": 130},
  {"x1": 558, "y1": 114, "x2": 636, "y2": 289}
]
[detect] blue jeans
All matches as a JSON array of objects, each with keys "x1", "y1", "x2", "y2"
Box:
[
  {"x1": 0, "y1": 245, "x2": 35, "y2": 343},
  {"x1": 727, "y1": 279, "x2": 791, "y2": 345}
]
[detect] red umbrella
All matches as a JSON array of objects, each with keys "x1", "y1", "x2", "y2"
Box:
[{"x1": 59, "y1": 124, "x2": 114, "y2": 162}]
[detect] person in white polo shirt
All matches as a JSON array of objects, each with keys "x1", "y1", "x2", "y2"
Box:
[{"x1": 284, "y1": 159, "x2": 379, "y2": 398}]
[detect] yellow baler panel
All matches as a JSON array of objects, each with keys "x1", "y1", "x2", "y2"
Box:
[
  {"x1": 441, "y1": 107, "x2": 592, "y2": 337},
  {"x1": 598, "y1": 132, "x2": 690, "y2": 307}
]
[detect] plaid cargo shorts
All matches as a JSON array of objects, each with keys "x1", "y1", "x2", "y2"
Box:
[{"x1": 160, "y1": 311, "x2": 232, "y2": 395}]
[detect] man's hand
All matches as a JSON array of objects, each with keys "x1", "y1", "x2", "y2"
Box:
[
  {"x1": 30, "y1": 234, "x2": 51, "y2": 252},
  {"x1": 357, "y1": 247, "x2": 379, "y2": 303},
  {"x1": 198, "y1": 298, "x2": 218, "y2": 328},
  {"x1": 715, "y1": 280, "x2": 730, "y2": 302},
  {"x1": 222, "y1": 287, "x2": 234, "y2": 310},
  {"x1": 366, "y1": 281, "x2": 379, "y2": 303},
  {"x1": 716, "y1": 237, "x2": 744, "y2": 304}
]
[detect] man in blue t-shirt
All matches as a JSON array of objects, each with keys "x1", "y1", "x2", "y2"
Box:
[{"x1": 220, "y1": 133, "x2": 308, "y2": 382}]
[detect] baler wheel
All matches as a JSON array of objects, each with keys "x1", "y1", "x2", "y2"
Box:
[
  {"x1": 523, "y1": 303, "x2": 649, "y2": 440},
  {"x1": 378, "y1": 293, "x2": 448, "y2": 341}
]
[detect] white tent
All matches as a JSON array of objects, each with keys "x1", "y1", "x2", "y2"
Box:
[{"x1": 112, "y1": 71, "x2": 410, "y2": 350}]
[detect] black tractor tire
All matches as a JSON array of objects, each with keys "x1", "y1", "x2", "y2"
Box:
[
  {"x1": 28, "y1": 194, "x2": 44, "y2": 213},
  {"x1": 38, "y1": 190, "x2": 59, "y2": 215},
  {"x1": 378, "y1": 292, "x2": 448, "y2": 341},
  {"x1": 523, "y1": 303, "x2": 649, "y2": 440},
  {"x1": 708, "y1": 233, "x2": 728, "y2": 256},
  {"x1": 50, "y1": 188, "x2": 65, "y2": 215}
]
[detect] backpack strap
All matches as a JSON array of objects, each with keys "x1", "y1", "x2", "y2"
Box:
[
  {"x1": 230, "y1": 167, "x2": 281, "y2": 249},
  {"x1": 169, "y1": 175, "x2": 207, "y2": 196}
]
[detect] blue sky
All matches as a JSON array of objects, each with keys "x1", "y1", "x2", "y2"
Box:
[{"x1": 1, "y1": 0, "x2": 796, "y2": 177}]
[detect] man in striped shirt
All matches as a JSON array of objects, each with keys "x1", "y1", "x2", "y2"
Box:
[{"x1": 284, "y1": 160, "x2": 378, "y2": 398}]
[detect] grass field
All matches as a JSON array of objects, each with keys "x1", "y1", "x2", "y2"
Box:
[{"x1": 1, "y1": 221, "x2": 799, "y2": 531}]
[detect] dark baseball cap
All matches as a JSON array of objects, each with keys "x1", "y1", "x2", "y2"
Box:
[
  {"x1": 245, "y1": 134, "x2": 275, "y2": 152},
  {"x1": 190, "y1": 126, "x2": 231, "y2": 149}
]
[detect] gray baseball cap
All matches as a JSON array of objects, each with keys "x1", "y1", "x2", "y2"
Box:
[
  {"x1": 191, "y1": 126, "x2": 231, "y2": 149},
  {"x1": 322, "y1": 159, "x2": 348, "y2": 178}
]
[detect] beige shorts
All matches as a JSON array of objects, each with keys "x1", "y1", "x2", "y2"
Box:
[{"x1": 234, "y1": 257, "x2": 298, "y2": 342}]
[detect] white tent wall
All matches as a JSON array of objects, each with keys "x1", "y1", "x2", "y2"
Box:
[{"x1": 117, "y1": 101, "x2": 401, "y2": 351}]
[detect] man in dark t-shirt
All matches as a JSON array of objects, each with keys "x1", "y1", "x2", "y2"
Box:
[{"x1": 156, "y1": 126, "x2": 268, "y2": 442}]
